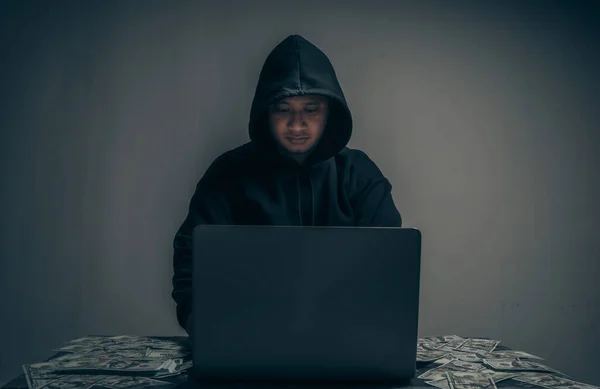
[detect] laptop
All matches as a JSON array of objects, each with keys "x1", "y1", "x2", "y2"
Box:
[{"x1": 191, "y1": 225, "x2": 422, "y2": 384}]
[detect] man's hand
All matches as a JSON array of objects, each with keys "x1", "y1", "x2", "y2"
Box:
[{"x1": 186, "y1": 314, "x2": 193, "y2": 337}]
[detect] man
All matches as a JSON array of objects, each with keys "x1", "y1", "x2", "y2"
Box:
[{"x1": 172, "y1": 34, "x2": 402, "y2": 335}]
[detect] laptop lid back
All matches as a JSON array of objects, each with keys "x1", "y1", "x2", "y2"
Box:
[{"x1": 192, "y1": 226, "x2": 422, "y2": 383}]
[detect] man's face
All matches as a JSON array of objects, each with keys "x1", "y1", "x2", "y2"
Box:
[{"x1": 268, "y1": 95, "x2": 329, "y2": 161}]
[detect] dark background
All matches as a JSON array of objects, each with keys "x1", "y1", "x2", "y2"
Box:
[{"x1": 1, "y1": 0, "x2": 599, "y2": 386}]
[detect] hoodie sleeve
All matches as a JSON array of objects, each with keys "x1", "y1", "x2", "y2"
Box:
[
  {"x1": 350, "y1": 151, "x2": 403, "y2": 227},
  {"x1": 171, "y1": 157, "x2": 233, "y2": 331}
]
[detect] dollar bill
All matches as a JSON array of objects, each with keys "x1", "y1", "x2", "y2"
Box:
[
  {"x1": 433, "y1": 353, "x2": 515, "y2": 368},
  {"x1": 36, "y1": 375, "x2": 105, "y2": 389},
  {"x1": 54, "y1": 337, "x2": 121, "y2": 352},
  {"x1": 53, "y1": 350, "x2": 148, "y2": 360},
  {"x1": 90, "y1": 376, "x2": 176, "y2": 389},
  {"x1": 418, "y1": 350, "x2": 451, "y2": 363},
  {"x1": 513, "y1": 373, "x2": 599, "y2": 389},
  {"x1": 115, "y1": 339, "x2": 188, "y2": 352},
  {"x1": 486, "y1": 350, "x2": 542, "y2": 360},
  {"x1": 453, "y1": 339, "x2": 500, "y2": 354},
  {"x1": 29, "y1": 354, "x2": 177, "y2": 372},
  {"x1": 421, "y1": 336, "x2": 466, "y2": 344},
  {"x1": 23, "y1": 365, "x2": 176, "y2": 389},
  {"x1": 45, "y1": 358, "x2": 177, "y2": 376},
  {"x1": 418, "y1": 336, "x2": 468, "y2": 354},
  {"x1": 54, "y1": 344, "x2": 109, "y2": 354},
  {"x1": 26, "y1": 362, "x2": 64, "y2": 376},
  {"x1": 446, "y1": 371, "x2": 497, "y2": 389},
  {"x1": 512, "y1": 372, "x2": 552, "y2": 380},
  {"x1": 107, "y1": 351, "x2": 150, "y2": 359},
  {"x1": 450, "y1": 353, "x2": 487, "y2": 363},
  {"x1": 99, "y1": 336, "x2": 149, "y2": 345},
  {"x1": 147, "y1": 341, "x2": 190, "y2": 351},
  {"x1": 446, "y1": 360, "x2": 485, "y2": 371},
  {"x1": 153, "y1": 361, "x2": 193, "y2": 379},
  {"x1": 427, "y1": 378, "x2": 451, "y2": 389},
  {"x1": 23, "y1": 365, "x2": 105, "y2": 389},
  {"x1": 421, "y1": 343, "x2": 443, "y2": 351},
  {"x1": 432, "y1": 357, "x2": 456, "y2": 365},
  {"x1": 418, "y1": 343, "x2": 431, "y2": 351},
  {"x1": 482, "y1": 358, "x2": 561, "y2": 375},
  {"x1": 419, "y1": 360, "x2": 485, "y2": 381},
  {"x1": 144, "y1": 348, "x2": 190, "y2": 359},
  {"x1": 55, "y1": 336, "x2": 189, "y2": 354},
  {"x1": 22, "y1": 365, "x2": 60, "y2": 387},
  {"x1": 435, "y1": 340, "x2": 471, "y2": 352},
  {"x1": 479, "y1": 369, "x2": 518, "y2": 383},
  {"x1": 106, "y1": 336, "x2": 187, "y2": 349},
  {"x1": 63, "y1": 337, "x2": 105, "y2": 344}
]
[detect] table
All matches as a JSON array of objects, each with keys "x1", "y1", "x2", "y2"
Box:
[{"x1": 0, "y1": 337, "x2": 542, "y2": 389}]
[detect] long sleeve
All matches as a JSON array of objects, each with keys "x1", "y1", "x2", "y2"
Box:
[
  {"x1": 171, "y1": 159, "x2": 233, "y2": 330},
  {"x1": 349, "y1": 151, "x2": 402, "y2": 227}
]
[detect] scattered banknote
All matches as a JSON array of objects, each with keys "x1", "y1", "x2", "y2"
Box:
[
  {"x1": 419, "y1": 336, "x2": 468, "y2": 352},
  {"x1": 22, "y1": 335, "x2": 192, "y2": 389},
  {"x1": 450, "y1": 353, "x2": 487, "y2": 363},
  {"x1": 486, "y1": 350, "x2": 542, "y2": 360},
  {"x1": 153, "y1": 361, "x2": 193, "y2": 379},
  {"x1": 23, "y1": 365, "x2": 175, "y2": 389},
  {"x1": 418, "y1": 343, "x2": 430, "y2": 351},
  {"x1": 445, "y1": 371, "x2": 497, "y2": 389},
  {"x1": 418, "y1": 340, "x2": 448, "y2": 363},
  {"x1": 416, "y1": 335, "x2": 600, "y2": 389},
  {"x1": 434, "y1": 340, "x2": 470, "y2": 352},
  {"x1": 482, "y1": 358, "x2": 562, "y2": 375},
  {"x1": 53, "y1": 350, "x2": 147, "y2": 360},
  {"x1": 432, "y1": 357, "x2": 456, "y2": 366},
  {"x1": 426, "y1": 371, "x2": 502, "y2": 389},
  {"x1": 513, "y1": 373, "x2": 600, "y2": 389},
  {"x1": 418, "y1": 349, "x2": 451, "y2": 363},
  {"x1": 60, "y1": 359, "x2": 176, "y2": 375},
  {"x1": 421, "y1": 343, "x2": 442, "y2": 351},
  {"x1": 54, "y1": 336, "x2": 190, "y2": 354},
  {"x1": 28, "y1": 355, "x2": 178, "y2": 376},
  {"x1": 144, "y1": 349, "x2": 189, "y2": 359},
  {"x1": 421, "y1": 336, "x2": 466, "y2": 344},
  {"x1": 427, "y1": 378, "x2": 451, "y2": 389},
  {"x1": 419, "y1": 360, "x2": 485, "y2": 381},
  {"x1": 89, "y1": 376, "x2": 177, "y2": 389},
  {"x1": 54, "y1": 344, "x2": 107, "y2": 354},
  {"x1": 479, "y1": 369, "x2": 518, "y2": 383},
  {"x1": 24, "y1": 372, "x2": 105, "y2": 389},
  {"x1": 453, "y1": 339, "x2": 500, "y2": 354}
]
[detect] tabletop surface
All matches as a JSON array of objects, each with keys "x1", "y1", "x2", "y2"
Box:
[{"x1": 0, "y1": 336, "x2": 563, "y2": 389}]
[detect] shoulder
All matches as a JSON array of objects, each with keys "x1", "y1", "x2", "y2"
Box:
[
  {"x1": 198, "y1": 142, "x2": 258, "y2": 189},
  {"x1": 204, "y1": 142, "x2": 258, "y2": 173},
  {"x1": 336, "y1": 147, "x2": 387, "y2": 181}
]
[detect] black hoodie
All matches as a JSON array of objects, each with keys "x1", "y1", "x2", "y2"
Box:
[{"x1": 172, "y1": 35, "x2": 402, "y2": 330}]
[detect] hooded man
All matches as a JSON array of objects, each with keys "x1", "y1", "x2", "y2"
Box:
[{"x1": 172, "y1": 34, "x2": 402, "y2": 334}]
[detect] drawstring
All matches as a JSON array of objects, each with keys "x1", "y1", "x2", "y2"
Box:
[{"x1": 310, "y1": 175, "x2": 315, "y2": 226}]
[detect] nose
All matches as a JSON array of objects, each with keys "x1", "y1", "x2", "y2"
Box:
[{"x1": 287, "y1": 111, "x2": 306, "y2": 131}]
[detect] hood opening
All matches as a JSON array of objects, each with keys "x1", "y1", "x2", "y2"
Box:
[{"x1": 248, "y1": 35, "x2": 353, "y2": 165}]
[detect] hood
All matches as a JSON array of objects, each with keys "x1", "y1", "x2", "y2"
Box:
[{"x1": 248, "y1": 34, "x2": 353, "y2": 165}]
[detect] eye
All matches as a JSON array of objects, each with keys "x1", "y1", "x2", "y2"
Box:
[
  {"x1": 304, "y1": 107, "x2": 319, "y2": 113},
  {"x1": 273, "y1": 106, "x2": 290, "y2": 113}
]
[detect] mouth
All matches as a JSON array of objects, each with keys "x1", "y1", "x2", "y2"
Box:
[{"x1": 287, "y1": 137, "x2": 309, "y2": 144}]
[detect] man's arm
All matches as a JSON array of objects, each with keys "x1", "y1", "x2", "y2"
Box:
[
  {"x1": 172, "y1": 157, "x2": 233, "y2": 334},
  {"x1": 349, "y1": 151, "x2": 402, "y2": 227}
]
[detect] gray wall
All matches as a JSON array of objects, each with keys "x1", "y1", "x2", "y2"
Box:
[{"x1": 1, "y1": 0, "x2": 599, "y2": 386}]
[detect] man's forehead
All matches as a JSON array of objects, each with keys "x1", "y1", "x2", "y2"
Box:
[{"x1": 277, "y1": 95, "x2": 329, "y2": 104}]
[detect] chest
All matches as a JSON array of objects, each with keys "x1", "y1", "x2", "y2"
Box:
[{"x1": 230, "y1": 165, "x2": 355, "y2": 227}]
